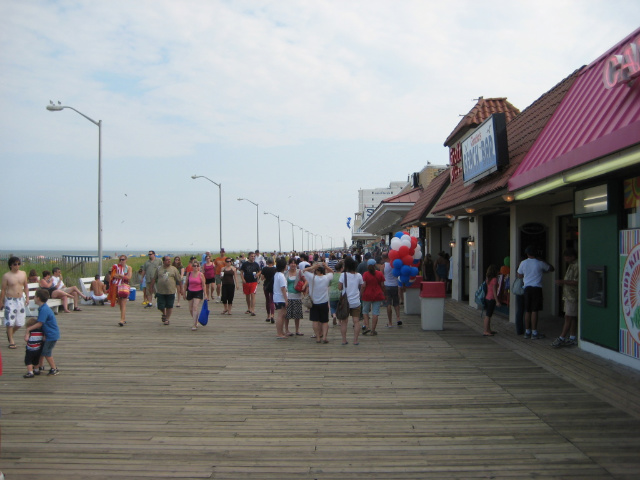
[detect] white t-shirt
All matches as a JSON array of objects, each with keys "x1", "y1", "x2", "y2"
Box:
[
  {"x1": 339, "y1": 272, "x2": 364, "y2": 308},
  {"x1": 298, "y1": 261, "x2": 310, "y2": 271},
  {"x1": 303, "y1": 271, "x2": 333, "y2": 304},
  {"x1": 517, "y1": 258, "x2": 551, "y2": 288},
  {"x1": 383, "y1": 263, "x2": 398, "y2": 287},
  {"x1": 272, "y1": 272, "x2": 287, "y2": 303}
]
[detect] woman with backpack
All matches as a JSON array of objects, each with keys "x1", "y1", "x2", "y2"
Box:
[{"x1": 483, "y1": 264, "x2": 501, "y2": 336}]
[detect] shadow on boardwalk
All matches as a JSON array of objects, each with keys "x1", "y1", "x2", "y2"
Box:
[{"x1": 1, "y1": 294, "x2": 640, "y2": 479}]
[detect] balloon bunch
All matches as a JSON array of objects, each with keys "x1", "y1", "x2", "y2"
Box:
[{"x1": 388, "y1": 231, "x2": 421, "y2": 287}]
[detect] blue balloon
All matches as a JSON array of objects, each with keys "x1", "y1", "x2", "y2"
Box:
[
  {"x1": 401, "y1": 265, "x2": 411, "y2": 276},
  {"x1": 400, "y1": 275, "x2": 410, "y2": 283},
  {"x1": 397, "y1": 280, "x2": 404, "y2": 287},
  {"x1": 393, "y1": 259, "x2": 403, "y2": 269},
  {"x1": 410, "y1": 267, "x2": 419, "y2": 276},
  {"x1": 392, "y1": 268, "x2": 401, "y2": 277},
  {"x1": 413, "y1": 258, "x2": 420, "y2": 265},
  {"x1": 394, "y1": 231, "x2": 404, "y2": 239}
]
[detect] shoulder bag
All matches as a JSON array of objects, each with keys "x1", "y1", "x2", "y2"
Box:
[
  {"x1": 336, "y1": 272, "x2": 350, "y2": 321},
  {"x1": 302, "y1": 274, "x2": 314, "y2": 309},
  {"x1": 512, "y1": 276, "x2": 524, "y2": 296}
]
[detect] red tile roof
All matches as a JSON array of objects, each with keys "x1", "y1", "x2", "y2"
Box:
[
  {"x1": 401, "y1": 169, "x2": 450, "y2": 225},
  {"x1": 432, "y1": 70, "x2": 581, "y2": 214},
  {"x1": 510, "y1": 27, "x2": 640, "y2": 191},
  {"x1": 444, "y1": 97, "x2": 521, "y2": 147}
]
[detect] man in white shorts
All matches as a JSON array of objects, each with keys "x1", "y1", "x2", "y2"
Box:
[{"x1": 0, "y1": 256, "x2": 29, "y2": 349}]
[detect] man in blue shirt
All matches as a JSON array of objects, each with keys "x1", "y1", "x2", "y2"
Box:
[{"x1": 24, "y1": 289, "x2": 60, "y2": 376}]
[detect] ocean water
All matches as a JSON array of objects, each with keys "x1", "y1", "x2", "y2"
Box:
[{"x1": 0, "y1": 249, "x2": 203, "y2": 260}]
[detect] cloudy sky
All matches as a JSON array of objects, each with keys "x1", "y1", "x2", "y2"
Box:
[{"x1": 1, "y1": 0, "x2": 638, "y2": 254}]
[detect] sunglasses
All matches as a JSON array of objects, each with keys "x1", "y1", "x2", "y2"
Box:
[
  {"x1": 225, "y1": 260, "x2": 232, "y2": 263},
  {"x1": 119, "y1": 258, "x2": 127, "y2": 261},
  {"x1": 12, "y1": 262, "x2": 21, "y2": 266}
]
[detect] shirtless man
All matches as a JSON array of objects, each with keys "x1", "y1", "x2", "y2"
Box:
[
  {"x1": 0, "y1": 256, "x2": 30, "y2": 348},
  {"x1": 90, "y1": 274, "x2": 108, "y2": 305},
  {"x1": 51, "y1": 267, "x2": 89, "y2": 311}
]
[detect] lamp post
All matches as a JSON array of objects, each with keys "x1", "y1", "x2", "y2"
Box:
[
  {"x1": 298, "y1": 226, "x2": 304, "y2": 251},
  {"x1": 46, "y1": 102, "x2": 103, "y2": 275},
  {"x1": 281, "y1": 219, "x2": 296, "y2": 252},
  {"x1": 328, "y1": 236, "x2": 334, "y2": 250},
  {"x1": 264, "y1": 211, "x2": 281, "y2": 253},
  {"x1": 315, "y1": 234, "x2": 323, "y2": 251},
  {"x1": 192, "y1": 175, "x2": 222, "y2": 251},
  {"x1": 238, "y1": 198, "x2": 259, "y2": 250}
]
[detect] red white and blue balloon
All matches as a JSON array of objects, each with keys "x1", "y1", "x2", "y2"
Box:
[{"x1": 388, "y1": 231, "x2": 421, "y2": 286}]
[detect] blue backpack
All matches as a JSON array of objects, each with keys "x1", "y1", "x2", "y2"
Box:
[{"x1": 474, "y1": 281, "x2": 488, "y2": 315}]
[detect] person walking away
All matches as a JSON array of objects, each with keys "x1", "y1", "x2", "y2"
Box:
[
  {"x1": 517, "y1": 246, "x2": 554, "y2": 339},
  {"x1": 1, "y1": 256, "x2": 29, "y2": 349},
  {"x1": 25, "y1": 289, "x2": 60, "y2": 376},
  {"x1": 273, "y1": 258, "x2": 289, "y2": 339},
  {"x1": 302, "y1": 262, "x2": 334, "y2": 343},
  {"x1": 338, "y1": 256, "x2": 364, "y2": 345},
  {"x1": 142, "y1": 250, "x2": 162, "y2": 308},
  {"x1": 109, "y1": 255, "x2": 133, "y2": 326},
  {"x1": 260, "y1": 258, "x2": 277, "y2": 324},
  {"x1": 552, "y1": 249, "x2": 579, "y2": 347},
  {"x1": 382, "y1": 251, "x2": 402, "y2": 327},
  {"x1": 285, "y1": 258, "x2": 305, "y2": 336},
  {"x1": 483, "y1": 264, "x2": 500, "y2": 336},
  {"x1": 361, "y1": 259, "x2": 385, "y2": 336},
  {"x1": 328, "y1": 261, "x2": 343, "y2": 326},
  {"x1": 220, "y1": 257, "x2": 238, "y2": 315},
  {"x1": 149, "y1": 256, "x2": 182, "y2": 326},
  {"x1": 239, "y1": 252, "x2": 261, "y2": 316}
]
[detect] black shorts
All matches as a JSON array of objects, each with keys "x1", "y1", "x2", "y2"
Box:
[
  {"x1": 25, "y1": 349, "x2": 42, "y2": 366},
  {"x1": 156, "y1": 293, "x2": 175, "y2": 310},
  {"x1": 274, "y1": 302, "x2": 286, "y2": 310},
  {"x1": 205, "y1": 277, "x2": 215, "y2": 285},
  {"x1": 524, "y1": 286, "x2": 543, "y2": 312},
  {"x1": 385, "y1": 286, "x2": 399, "y2": 307},
  {"x1": 186, "y1": 290, "x2": 204, "y2": 301},
  {"x1": 485, "y1": 299, "x2": 496, "y2": 317},
  {"x1": 309, "y1": 301, "x2": 329, "y2": 323}
]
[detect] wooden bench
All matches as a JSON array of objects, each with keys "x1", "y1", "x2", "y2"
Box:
[{"x1": 78, "y1": 276, "x2": 105, "y2": 305}]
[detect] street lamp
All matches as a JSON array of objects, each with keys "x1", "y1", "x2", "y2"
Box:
[
  {"x1": 46, "y1": 101, "x2": 103, "y2": 275},
  {"x1": 238, "y1": 198, "x2": 259, "y2": 250},
  {"x1": 298, "y1": 226, "x2": 304, "y2": 251},
  {"x1": 192, "y1": 175, "x2": 222, "y2": 251},
  {"x1": 264, "y1": 211, "x2": 281, "y2": 253},
  {"x1": 281, "y1": 219, "x2": 296, "y2": 252},
  {"x1": 328, "y1": 236, "x2": 334, "y2": 250},
  {"x1": 315, "y1": 234, "x2": 323, "y2": 251}
]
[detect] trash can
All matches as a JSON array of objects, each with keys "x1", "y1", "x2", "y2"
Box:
[
  {"x1": 404, "y1": 281, "x2": 422, "y2": 315},
  {"x1": 129, "y1": 287, "x2": 137, "y2": 301},
  {"x1": 420, "y1": 282, "x2": 445, "y2": 330}
]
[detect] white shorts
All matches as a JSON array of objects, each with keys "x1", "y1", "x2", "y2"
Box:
[
  {"x1": 91, "y1": 293, "x2": 108, "y2": 301},
  {"x1": 4, "y1": 297, "x2": 27, "y2": 328},
  {"x1": 564, "y1": 300, "x2": 578, "y2": 317}
]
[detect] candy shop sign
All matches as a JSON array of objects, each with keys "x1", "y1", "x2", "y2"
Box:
[
  {"x1": 603, "y1": 35, "x2": 640, "y2": 89},
  {"x1": 621, "y1": 243, "x2": 640, "y2": 345}
]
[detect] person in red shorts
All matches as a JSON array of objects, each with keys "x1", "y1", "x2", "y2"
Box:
[{"x1": 239, "y1": 252, "x2": 261, "y2": 316}]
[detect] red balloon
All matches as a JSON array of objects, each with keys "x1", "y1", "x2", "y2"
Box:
[
  {"x1": 410, "y1": 237, "x2": 418, "y2": 248},
  {"x1": 402, "y1": 255, "x2": 414, "y2": 265},
  {"x1": 389, "y1": 250, "x2": 400, "y2": 261},
  {"x1": 403, "y1": 231, "x2": 409, "y2": 236},
  {"x1": 409, "y1": 247, "x2": 415, "y2": 256},
  {"x1": 398, "y1": 245, "x2": 409, "y2": 257}
]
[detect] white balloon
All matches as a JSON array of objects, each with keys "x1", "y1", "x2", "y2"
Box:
[
  {"x1": 401, "y1": 234, "x2": 411, "y2": 243},
  {"x1": 413, "y1": 249, "x2": 422, "y2": 259},
  {"x1": 390, "y1": 237, "x2": 402, "y2": 250}
]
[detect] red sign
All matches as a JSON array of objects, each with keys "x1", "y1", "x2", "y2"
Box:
[
  {"x1": 449, "y1": 141, "x2": 462, "y2": 183},
  {"x1": 603, "y1": 35, "x2": 640, "y2": 89}
]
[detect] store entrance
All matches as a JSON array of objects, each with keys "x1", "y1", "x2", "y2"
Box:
[{"x1": 557, "y1": 215, "x2": 579, "y2": 315}]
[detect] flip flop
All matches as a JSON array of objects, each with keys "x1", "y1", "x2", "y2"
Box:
[
  {"x1": 73, "y1": 307, "x2": 82, "y2": 312},
  {"x1": 295, "y1": 332, "x2": 304, "y2": 336},
  {"x1": 118, "y1": 322, "x2": 125, "y2": 327},
  {"x1": 286, "y1": 333, "x2": 294, "y2": 337},
  {"x1": 8, "y1": 344, "x2": 17, "y2": 349}
]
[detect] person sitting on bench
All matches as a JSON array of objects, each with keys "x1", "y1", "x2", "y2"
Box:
[
  {"x1": 90, "y1": 275, "x2": 108, "y2": 305},
  {"x1": 50, "y1": 267, "x2": 90, "y2": 311}
]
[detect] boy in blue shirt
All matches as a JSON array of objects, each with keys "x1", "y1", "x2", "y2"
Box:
[{"x1": 24, "y1": 289, "x2": 60, "y2": 376}]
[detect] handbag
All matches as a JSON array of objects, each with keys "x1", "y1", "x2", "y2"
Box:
[
  {"x1": 336, "y1": 272, "x2": 350, "y2": 320},
  {"x1": 117, "y1": 283, "x2": 130, "y2": 299},
  {"x1": 302, "y1": 275, "x2": 314, "y2": 309},
  {"x1": 294, "y1": 279, "x2": 305, "y2": 292},
  {"x1": 512, "y1": 277, "x2": 524, "y2": 296},
  {"x1": 198, "y1": 299, "x2": 210, "y2": 326}
]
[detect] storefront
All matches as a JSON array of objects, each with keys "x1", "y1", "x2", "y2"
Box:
[{"x1": 509, "y1": 28, "x2": 640, "y2": 369}]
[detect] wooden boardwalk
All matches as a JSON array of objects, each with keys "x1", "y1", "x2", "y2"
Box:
[{"x1": 2, "y1": 293, "x2": 640, "y2": 479}]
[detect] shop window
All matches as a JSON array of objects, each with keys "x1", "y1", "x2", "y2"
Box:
[{"x1": 575, "y1": 184, "x2": 608, "y2": 216}]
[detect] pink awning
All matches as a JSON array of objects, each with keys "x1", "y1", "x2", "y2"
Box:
[{"x1": 509, "y1": 28, "x2": 640, "y2": 191}]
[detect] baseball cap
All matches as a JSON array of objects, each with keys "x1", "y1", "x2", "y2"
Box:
[
  {"x1": 367, "y1": 258, "x2": 376, "y2": 266},
  {"x1": 364, "y1": 252, "x2": 372, "y2": 259},
  {"x1": 190, "y1": 256, "x2": 197, "y2": 260},
  {"x1": 220, "y1": 248, "x2": 225, "y2": 253}
]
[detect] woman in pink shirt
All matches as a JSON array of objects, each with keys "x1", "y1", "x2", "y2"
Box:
[
  {"x1": 483, "y1": 264, "x2": 501, "y2": 336},
  {"x1": 184, "y1": 261, "x2": 208, "y2": 331}
]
